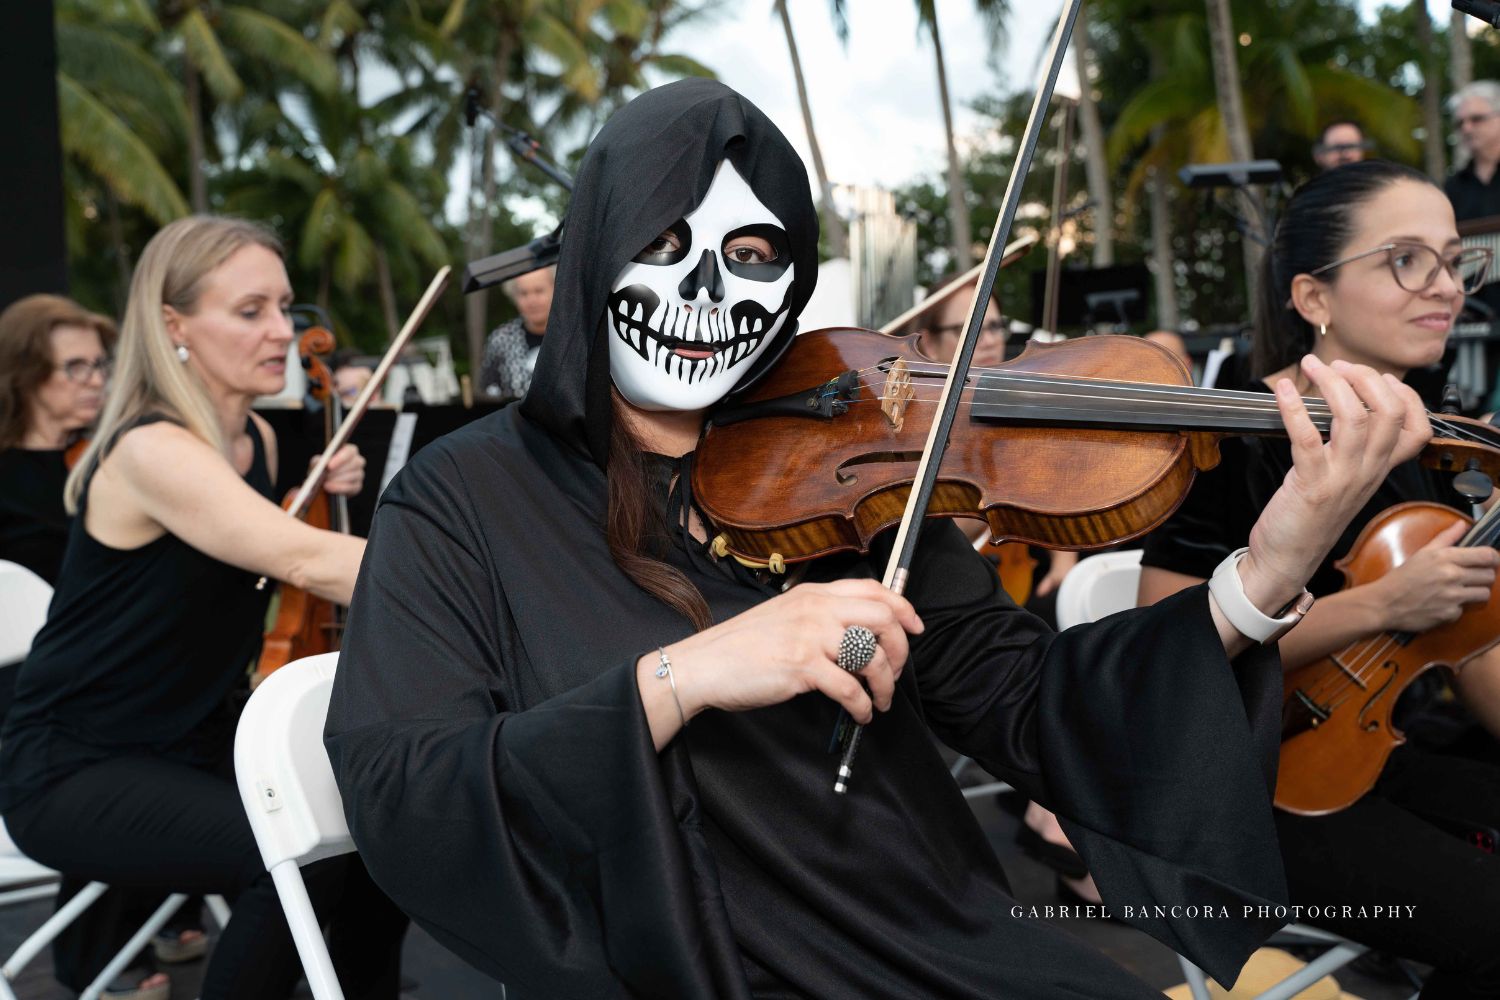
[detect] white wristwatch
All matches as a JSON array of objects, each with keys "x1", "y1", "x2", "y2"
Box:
[{"x1": 1207, "y1": 547, "x2": 1316, "y2": 644}]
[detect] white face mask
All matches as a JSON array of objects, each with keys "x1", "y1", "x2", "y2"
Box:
[{"x1": 607, "y1": 161, "x2": 795, "y2": 411}]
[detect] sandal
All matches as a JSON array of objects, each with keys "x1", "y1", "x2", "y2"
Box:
[
  {"x1": 151, "y1": 927, "x2": 208, "y2": 964},
  {"x1": 101, "y1": 968, "x2": 170, "y2": 1000}
]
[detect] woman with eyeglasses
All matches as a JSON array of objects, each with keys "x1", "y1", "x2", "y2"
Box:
[
  {"x1": 1140, "y1": 160, "x2": 1500, "y2": 997},
  {"x1": 0, "y1": 294, "x2": 114, "y2": 585}
]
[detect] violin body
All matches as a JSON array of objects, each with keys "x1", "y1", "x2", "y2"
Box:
[
  {"x1": 983, "y1": 541, "x2": 1039, "y2": 605},
  {"x1": 694, "y1": 329, "x2": 1220, "y2": 565},
  {"x1": 257, "y1": 487, "x2": 344, "y2": 676},
  {"x1": 1276, "y1": 502, "x2": 1500, "y2": 815}
]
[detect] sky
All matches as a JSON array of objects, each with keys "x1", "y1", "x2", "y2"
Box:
[{"x1": 679, "y1": 0, "x2": 1463, "y2": 193}]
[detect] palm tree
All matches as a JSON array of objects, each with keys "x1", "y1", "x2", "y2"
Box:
[
  {"x1": 53, "y1": 5, "x2": 190, "y2": 226},
  {"x1": 146, "y1": 1, "x2": 339, "y2": 212},
  {"x1": 1201, "y1": 0, "x2": 1260, "y2": 294},
  {"x1": 916, "y1": 0, "x2": 1009, "y2": 272},
  {"x1": 1072, "y1": 4, "x2": 1113, "y2": 266},
  {"x1": 774, "y1": 0, "x2": 847, "y2": 258},
  {"x1": 1413, "y1": 0, "x2": 1446, "y2": 179}
]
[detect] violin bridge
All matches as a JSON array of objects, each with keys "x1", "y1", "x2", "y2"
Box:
[{"x1": 882, "y1": 360, "x2": 915, "y2": 431}]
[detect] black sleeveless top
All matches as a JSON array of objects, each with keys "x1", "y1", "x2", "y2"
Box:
[
  {"x1": 0, "y1": 416, "x2": 275, "y2": 811},
  {"x1": 0, "y1": 447, "x2": 71, "y2": 585}
]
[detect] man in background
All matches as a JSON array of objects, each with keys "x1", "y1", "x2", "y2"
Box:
[
  {"x1": 1447, "y1": 81, "x2": 1500, "y2": 221},
  {"x1": 479, "y1": 265, "x2": 554, "y2": 400},
  {"x1": 1311, "y1": 120, "x2": 1369, "y2": 171}
]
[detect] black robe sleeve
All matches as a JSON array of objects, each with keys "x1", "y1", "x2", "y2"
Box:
[
  {"x1": 903, "y1": 522, "x2": 1289, "y2": 986},
  {"x1": 324, "y1": 454, "x2": 731, "y2": 1000}
]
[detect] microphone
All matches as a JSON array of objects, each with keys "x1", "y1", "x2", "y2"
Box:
[
  {"x1": 463, "y1": 86, "x2": 483, "y2": 127},
  {"x1": 1455, "y1": 0, "x2": 1500, "y2": 27},
  {"x1": 462, "y1": 230, "x2": 562, "y2": 293}
]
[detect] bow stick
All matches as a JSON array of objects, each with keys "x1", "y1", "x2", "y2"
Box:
[
  {"x1": 834, "y1": 0, "x2": 1085, "y2": 794},
  {"x1": 255, "y1": 265, "x2": 451, "y2": 590},
  {"x1": 876, "y1": 233, "x2": 1038, "y2": 336}
]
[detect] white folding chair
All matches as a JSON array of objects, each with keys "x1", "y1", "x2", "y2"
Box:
[
  {"x1": 0, "y1": 560, "x2": 52, "y2": 670},
  {"x1": 1054, "y1": 553, "x2": 1418, "y2": 999},
  {"x1": 1054, "y1": 548, "x2": 1144, "y2": 630},
  {"x1": 234, "y1": 651, "x2": 352, "y2": 1000}
]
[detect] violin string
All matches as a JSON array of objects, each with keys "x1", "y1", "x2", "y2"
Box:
[{"x1": 843, "y1": 362, "x2": 1497, "y2": 447}]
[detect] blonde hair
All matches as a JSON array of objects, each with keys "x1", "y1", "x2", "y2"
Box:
[
  {"x1": 65, "y1": 216, "x2": 283, "y2": 512},
  {"x1": 0, "y1": 294, "x2": 117, "y2": 449}
]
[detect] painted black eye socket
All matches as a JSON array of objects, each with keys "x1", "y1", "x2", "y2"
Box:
[
  {"x1": 633, "y1": 219, "x2": 693, "y2": 266},
  {"x1": 722, "y1": 223, "x2": 792, "y2": 281}
]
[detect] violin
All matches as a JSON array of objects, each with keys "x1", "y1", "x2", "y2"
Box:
[
  {"x1": 255, "y1": 267, "x2": 452, "y2": 677},
  {"x1": 693, "y1": 329, "x2": 1500, "y2": 569},
  {"x1": 1277, "y1": 498, "x2": 1500, "y2": 815},
  {"x1": 257, "y1": 326, "x2": 349, "y2": 677}
]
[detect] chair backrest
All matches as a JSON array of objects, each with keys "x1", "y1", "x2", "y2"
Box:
[
  {"x1": 234, "y1": 652, "x2": 354, "y2": 871},
  {"x1": 0, "y1": 561, "x2": 52, "y2": 667},
  {"x1": 1054, "y1": 550, "x2": 1145, "y2": 630}
]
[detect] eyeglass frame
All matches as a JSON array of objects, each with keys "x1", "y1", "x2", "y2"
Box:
[
  {"x1": 1307, "y1": 242, "x2": 1493, "y2": 296},
  {"x1": 55, "y1": 357, "x2": 113, "y2": 383},
  {"x1": 931, "y1": 318, "x2": 1008, "y2": 339}
]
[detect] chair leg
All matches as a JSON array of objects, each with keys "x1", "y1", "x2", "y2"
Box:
[
  {"x1": 205, "y1": 893, "x2": 231, "y2": 931},
  {"x1": 1176, "y1": 955, "x2": 1214, "y2": 1000},
  {"x1": 1255, "y1": 941, "x2": 1366, "y2": 1000},
  {"x1": 79, "y1": 893, "x2": 188, "y2": 1000},
  {"x1": 271, "y1": 860, "x2": 345, "y2": 1000},
  {"x1": 1, "y1": 879, "x2": 109, "y2": 983}
]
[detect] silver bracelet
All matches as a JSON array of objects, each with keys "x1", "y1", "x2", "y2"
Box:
[{"x1": 655, "y1": 646, "x2": 689, "y2": 729}]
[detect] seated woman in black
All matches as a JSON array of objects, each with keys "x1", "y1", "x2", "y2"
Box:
[
  {"x1": 326, "y1": 80, "x2": 1431, "y2": 999},
  {"x1": 1140, "y1": 160, "x2": 1500, "y2": 998},
  {"x1": 0, "y1": 215, "x2": 407, "y2": 1000},
  {"x1": 0, "y1": 294, "x2": 114, "y2": 584}
]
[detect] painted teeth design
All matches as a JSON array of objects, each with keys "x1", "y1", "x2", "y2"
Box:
[{"x1": 608, "y1": 286, "x2": 788, "y2": 384}]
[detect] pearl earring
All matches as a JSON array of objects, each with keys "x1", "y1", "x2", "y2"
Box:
[
  {"x1": 176, "y1": 344, "x2": 190, "y2": 363},
  {"x1": 1318, "y1": 323, "x2": 1328, "y2": 338}
]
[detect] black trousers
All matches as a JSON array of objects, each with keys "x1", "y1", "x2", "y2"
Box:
[
  {"x1": 1276, "y1": 744, "x2": 1500, "y2": 1000},
  {"x1": 5, "y1": 753, "x2": 409, "y2": 1000}
]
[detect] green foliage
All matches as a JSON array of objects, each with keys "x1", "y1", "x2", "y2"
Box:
[{"x1": 57, "y1": 0, "x2": 716, "y2": 357}]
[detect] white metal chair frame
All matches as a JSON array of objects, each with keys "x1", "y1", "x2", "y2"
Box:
[{"x1": 234, "y1": 651, "x2": 352, "y2": 1000}]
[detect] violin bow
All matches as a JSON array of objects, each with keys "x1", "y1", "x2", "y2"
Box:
[
  {"x1": 255, "y1": 265, "x2": 451, "y2": 590},
  {"x1": 876, "y1": 233, "x2": 1038, "y2": 337},
  {"x1": 834, "y1": 0, "x2": 1085, "y2": 794}
]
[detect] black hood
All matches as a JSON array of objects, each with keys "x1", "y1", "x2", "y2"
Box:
[{"x1": 520, "y1": 78, "x2": 820, "y2": 468}]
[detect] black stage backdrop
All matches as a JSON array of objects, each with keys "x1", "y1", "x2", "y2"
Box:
[{"x1": 0, "y1": 0, "x2": 67, "y2": 309}]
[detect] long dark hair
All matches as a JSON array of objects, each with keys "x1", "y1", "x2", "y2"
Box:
[
  {"x1": 1255, "y1": 160, "x2": 1437, "y2": 378},
  {"x1": 606, "y1": 395, "x2": 714, "y2": 630}
]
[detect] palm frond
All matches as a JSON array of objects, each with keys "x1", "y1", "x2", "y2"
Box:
[
  {"x1": 57, "y1": 73, "x2": 188, "y2": 224},
  {"x1": 179, "y1": 8, "x2": 244, "y2": 102},
  {"x1": 56, "y1": 19, "x2": 190, "y2": 143},
  {"x1": 221, "y1": 6, "x2": 339, "y2": 95}
]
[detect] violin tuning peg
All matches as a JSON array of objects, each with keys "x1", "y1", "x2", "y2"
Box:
[
  {"x1": 1441, "y1": 384, "x2": 1464, "y2": 416},
  {"x1": 1454, "y1": 460, "x2": 1494, "y2": 504}
]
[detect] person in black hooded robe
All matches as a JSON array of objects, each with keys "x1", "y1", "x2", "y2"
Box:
[{"x1": 325, "y1": 79, "x2": 1434, "y2": 999}]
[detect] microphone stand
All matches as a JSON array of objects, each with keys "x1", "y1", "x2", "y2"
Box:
[{"x1": 1455, "y1": 0, "x2": 1500, "y2": 28}]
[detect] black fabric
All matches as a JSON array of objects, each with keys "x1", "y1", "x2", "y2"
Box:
[
  {"x1": 0, "y1": 416, "x2": 273, "y2": 810},
  {"x1": 1445, "y1": 163, "x2": 1500, "y2": 226},
  {"x1": 0, "y1": 446, "x2": 70, "y2": 584},
  {"x1": 520, "y1": 78, "x2": 819, "y2": 469},
  {"x1": 4, "y1": 749, "x2": 407, "y2": 1000},
  {"x1": 327, "y1": 410, "x2": 1289, "y2": 999}
]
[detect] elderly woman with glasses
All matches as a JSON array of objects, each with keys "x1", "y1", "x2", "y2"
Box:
[
  {"x1": 1140, "y1": 160, "x2": 1500, "y2": 998},
  {"x1": 0, "y1": 294, "x2": 115, "y2": 584}
]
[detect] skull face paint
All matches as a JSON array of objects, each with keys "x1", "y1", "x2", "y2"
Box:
[{"x1": 608, "y1": 160, "x2": 795, "y2": 411}]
